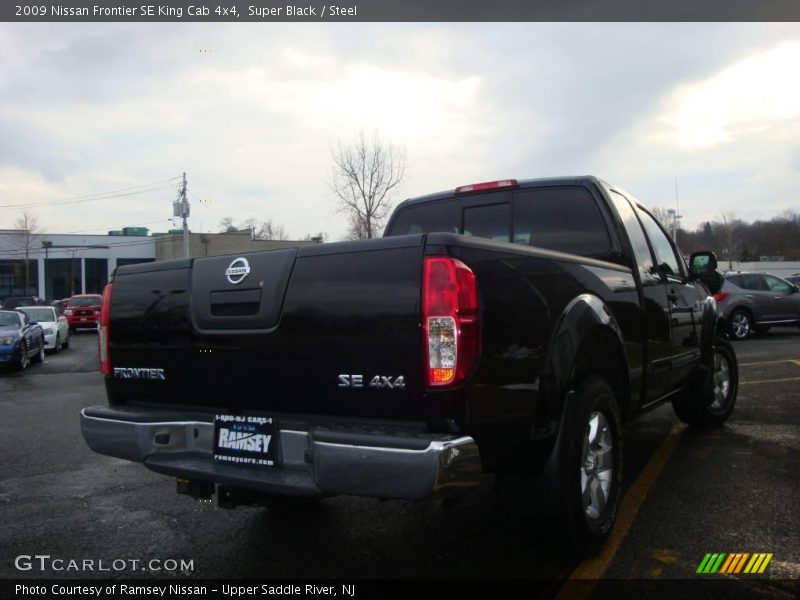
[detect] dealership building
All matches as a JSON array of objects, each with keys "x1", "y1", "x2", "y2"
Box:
[
  {"x1": 0, "y1": 228, "x2": 316, "y2": 302},
  {"x1": 0, "y1": 230, "x2": 154, "y2": 301}
]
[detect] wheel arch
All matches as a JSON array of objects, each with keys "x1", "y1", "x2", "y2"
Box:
[
  {"x1": 515, "y1": 293, "x2": 630, "y2": 520},
  {"x1": 544, "y1": 293, "x2": 632, "y2": 424}
]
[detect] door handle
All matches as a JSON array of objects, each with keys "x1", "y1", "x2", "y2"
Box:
[{"x1": 745, "y1": 294, "x2": 754, "y2": 298}]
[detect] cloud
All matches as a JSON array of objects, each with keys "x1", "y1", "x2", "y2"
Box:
[
  {"x1": 654, "y1": 41, "x2": 800, "y2": 149},
  {"x1": 1, "y1": 23, "x2": 799, "y2": 240}
]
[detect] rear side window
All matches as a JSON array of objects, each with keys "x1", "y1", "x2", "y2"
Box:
[
  {"x1": 512, "y1": 188, "x2": 611, "y2": 257},
  {"x1": 741, "y1": 275, "x2": 767, "y2": 291},
  {"x1": 726, "y1": 275, "x2": 744, "y2": 287},
  {"x1": 388, "y1": 201, "x2": 459, "y2": 236}
]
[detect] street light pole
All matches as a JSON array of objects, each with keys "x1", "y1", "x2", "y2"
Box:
[{"x1": 42, "y1": 240, "x2": 52, "y2": 301}]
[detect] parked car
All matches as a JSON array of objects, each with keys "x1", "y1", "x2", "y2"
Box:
[
  {"x1": 0, "y1": 310, "x2": 46, "y2": 370},
  {"x1": 785, "y1": 274, "x2": 800, "y2": 286},
  {"x1": 81, "y1": 176, "x2": 736, "y2": 556},
  {"x1": 2, "y1": 296, "x2": 46, "y2": 310},
  {"x1": 64, "y1": 294, "x2": 103, "y2": 331},
  {"x1": 51, "y1": 298, "x2": 70, "y2": 317},
  {"x1": 715, "y1": 272, "x2": 800, "y2": 340},
  {"x1": 18, "y1": 305, "x2": 70, "y2": 353}
]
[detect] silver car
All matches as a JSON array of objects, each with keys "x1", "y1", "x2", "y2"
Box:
[{"x1": 716, "y1": 272, "x2": 800, "y2": 340}]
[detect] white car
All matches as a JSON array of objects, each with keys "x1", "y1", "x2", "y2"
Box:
[{"x1": 18, "y1": 306, "x2": 70, "y2": 353}]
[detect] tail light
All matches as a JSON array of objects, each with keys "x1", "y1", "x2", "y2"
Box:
[
  {"x1": 713, "y1": 292, "x2": 730, "y2": 302},
  {"x1": 98, "y1": 283, "x2": 113, "y2": 375},
  {"x1": 422, "y1": 257, "x2": 479, "y2": 388}
]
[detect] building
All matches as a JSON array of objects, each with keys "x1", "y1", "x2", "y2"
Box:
[
  {"x1": 151, "y1": 229, "x2": 317, "y2": 262},
  {"x1": 0, "y1": 230, "x2": 154, "y2": 301},
  {"x1": 0, "y1": 228, "x2": 319, "y2": 302}
]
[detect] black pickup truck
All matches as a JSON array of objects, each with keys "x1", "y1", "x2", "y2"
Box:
[{"x1": 81, "y1": 176, "x2": 737, "y2": 555}]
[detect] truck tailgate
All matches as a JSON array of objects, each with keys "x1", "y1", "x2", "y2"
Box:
[{"x1": 107, "y1": 235, "x2": 430, "y2": 420}]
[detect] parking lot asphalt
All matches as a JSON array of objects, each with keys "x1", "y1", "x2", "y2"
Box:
[{"x1": 0, "y1": 329, "x2": 798, "y2": 589}]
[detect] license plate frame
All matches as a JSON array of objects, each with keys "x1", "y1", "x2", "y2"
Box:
[{"x1": 213, "y1": 415, "x2": 278, "y2": 467}]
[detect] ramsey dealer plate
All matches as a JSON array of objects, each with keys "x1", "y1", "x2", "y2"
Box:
[{"x1": 213, "y1": 415, "x2": 277, "y2": 466}]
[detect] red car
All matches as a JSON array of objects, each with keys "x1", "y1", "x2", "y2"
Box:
[{"x1": 64, "y1": 294, "x2": 103, "y2": 331}]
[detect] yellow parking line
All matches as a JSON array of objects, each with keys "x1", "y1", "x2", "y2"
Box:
[
  {"x1": 738, "y1": 359, "x2": 800, "y2": 367},
  {"x1": 740, "y1": 377, "x2": 800, "y2": 385},
  {"x1": 556, "y1": 424, "x2": 683, "y2": 595}
]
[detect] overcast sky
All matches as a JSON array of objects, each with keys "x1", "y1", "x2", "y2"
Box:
[{"x1": 1, "y1": 23, "x2": 799, "y2": 241}]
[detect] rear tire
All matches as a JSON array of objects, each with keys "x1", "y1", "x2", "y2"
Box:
[
  {"x1": 32, "y1": 339, "x2": 45, "y2": 364},
  {"x1": 728, "y1": 309, "x2": 751, "y2": 341},
  {"x1": 62, "y1": 335, "x2": 70, "y2": 349},
  {"x1": 672, "y1": 338, "x2": 738, "y2": 428},
  {"x1": 561, "y1": 376, "x2": 623, "y2": 557}
]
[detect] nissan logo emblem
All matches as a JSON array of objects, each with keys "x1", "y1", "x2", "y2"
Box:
[{"x1": 225, "y1": 257, "x2": 251, "y2": 285}]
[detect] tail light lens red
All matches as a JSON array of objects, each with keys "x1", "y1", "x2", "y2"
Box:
[
  {"x1": 99, "y1": 283, "x2": 113, "y2": 375},
  {"x1": 713, "y1": 291, "x2": 730, "y2": 302},
  {"x1": 422, "y1": 257, "x2": 479, "y2": 388}
]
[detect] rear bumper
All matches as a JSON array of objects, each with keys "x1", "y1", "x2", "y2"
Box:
[{"x1": 80, "y1": 406, "x2": 481, "y2": 500}]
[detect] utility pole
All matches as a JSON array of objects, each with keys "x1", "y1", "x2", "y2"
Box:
[{"x1": 174, "y1": 172, "x2": 191, "y2": 258}]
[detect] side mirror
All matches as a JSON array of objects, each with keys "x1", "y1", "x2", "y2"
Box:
[
  {"x1": 689, "y1": 251, "x2": 717, "y2": 276},
  {"x1": 689, "y1": 251, "x2": 723, "y2": 294}
]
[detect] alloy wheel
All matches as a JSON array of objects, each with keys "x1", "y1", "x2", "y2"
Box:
[
  {"x1": 580, "y1": 411, "x2": 614, "y2": 521},
  {"x1": 709, "y1": 351, "x2": 732, "y2": 413},
  {"x1": 730, "y1": 312, "x2": 750, "y2": 339}
]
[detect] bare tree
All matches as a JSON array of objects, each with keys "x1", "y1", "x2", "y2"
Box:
[
  {"x1": 11, "y1": 211, "x2": 43, "y2": 295},
  {"x1": 257, "y1": 219, "x2": 289, "y2": 241},
  {"x1": 343, "y1": 212, "x2": 370, "y2": 241},
  {"x1": 223, "y1": 217, "x2": 290, "y2": 240},
  {"x1": 331, "y1": 131, "x2": 406, "y2": 239},
  {"x1": 240, "y1": 217, "x2": 260, "y2": 239},
  {"x1": 303, "y1": 231, "x2": 326, "y2": 243},
  {"x1": 218, "y1": 216, "x2": 237, "y2": 233}
]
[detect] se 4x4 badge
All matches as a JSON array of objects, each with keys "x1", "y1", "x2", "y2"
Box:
[{"x1": 338, "y1": 374, "x2": 406, "y2": 389}]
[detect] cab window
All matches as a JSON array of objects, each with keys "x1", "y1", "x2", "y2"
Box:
[{"x1": 608, "y1": 190, "x2": 654, "y2": 276}]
